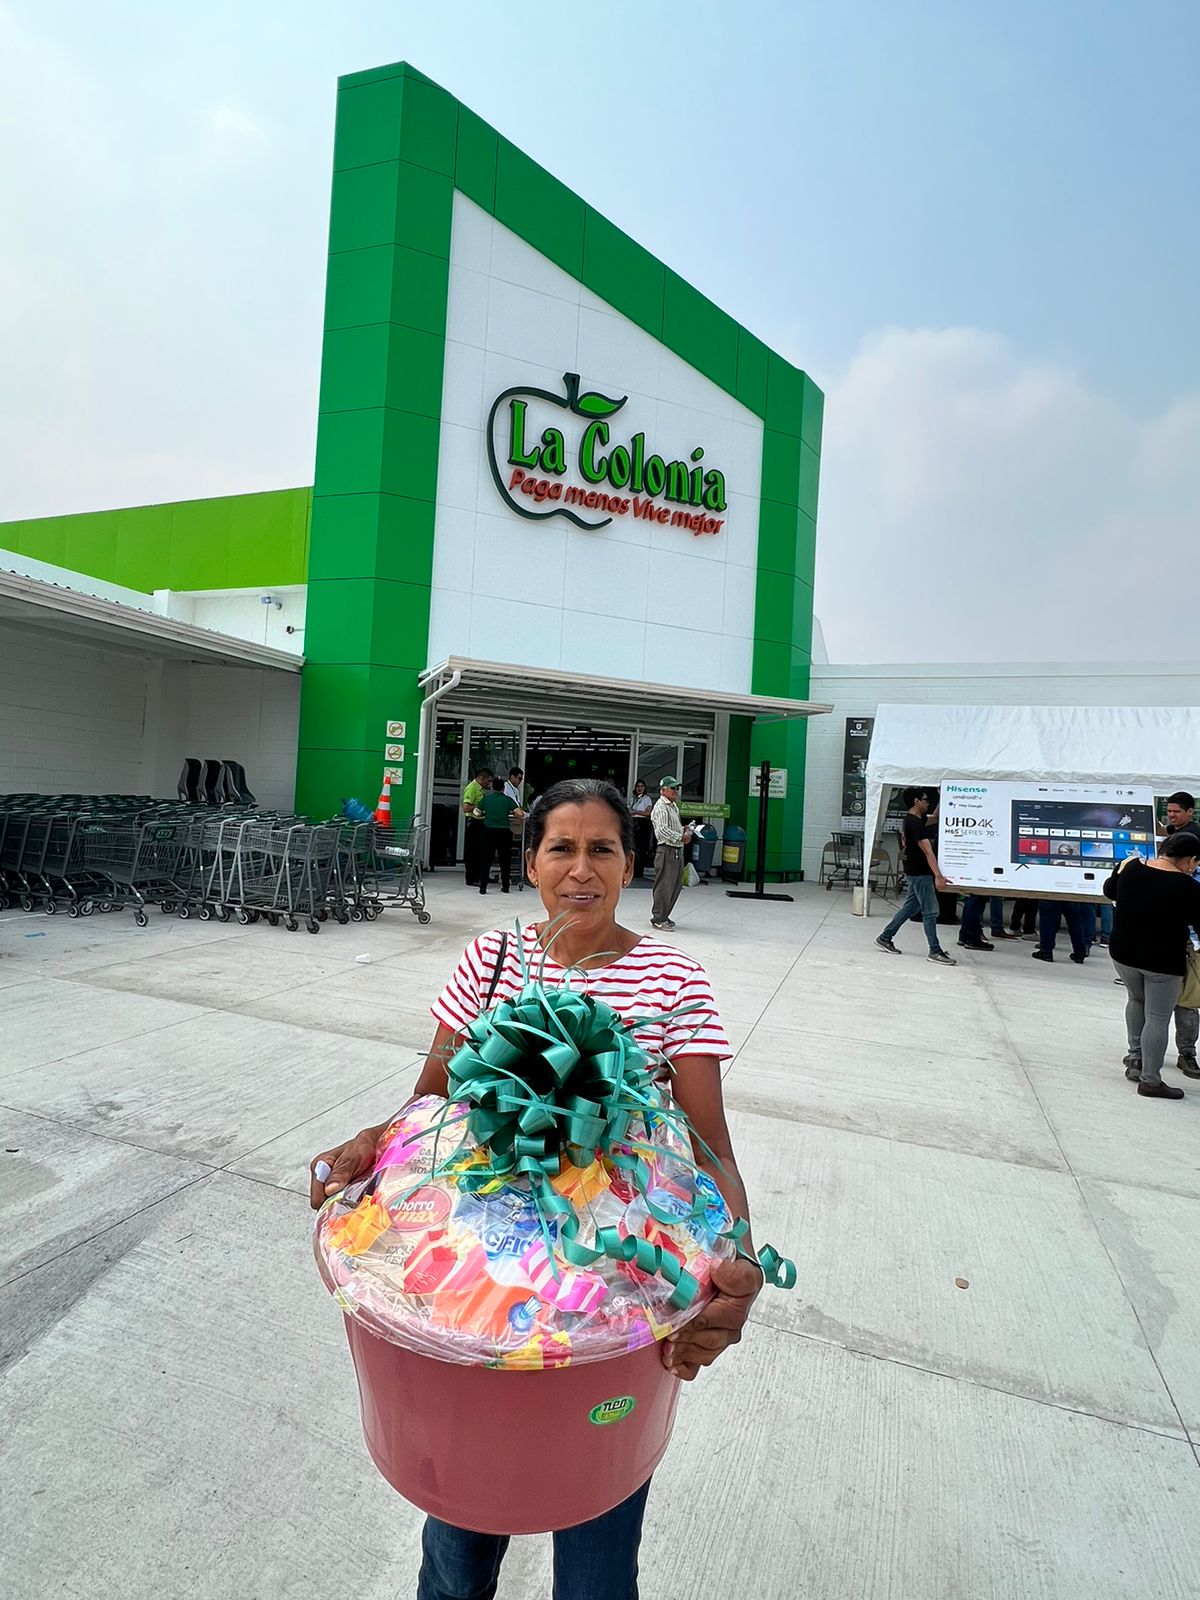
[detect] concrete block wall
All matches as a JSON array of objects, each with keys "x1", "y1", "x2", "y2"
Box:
[
  {"x1": 183, "y1": 667, "x2": 301, "y2": 811},
  {"x1": 0, "y1": 626, "x2": 150, "y2": 794},
  {"x1": 802, "y1": 662, "x2": 1200, "y2": 882},
  {"x1": 0, "y1": 622, "x2": 300, "y2": 808}
]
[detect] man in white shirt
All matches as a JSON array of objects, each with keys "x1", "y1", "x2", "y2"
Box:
[{"x1": 650, "y1": 776, "x2": 691, "y2": 931}]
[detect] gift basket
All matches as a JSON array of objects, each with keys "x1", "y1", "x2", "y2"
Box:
[{"x1": 314, "y1": 932, "x2": 793, "y2": 1533}]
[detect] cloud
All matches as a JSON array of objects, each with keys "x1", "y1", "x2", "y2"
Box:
[{"x1": 813, "y1": 326, "x2": 1200, "y2": 664}]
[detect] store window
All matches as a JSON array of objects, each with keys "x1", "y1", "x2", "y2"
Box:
[
  {"x1": 681, "y1": 740, "x2": 707, "y2": 801},
  {"x1": 633, "y1": 741, "x2": 679, "y2": 794}
]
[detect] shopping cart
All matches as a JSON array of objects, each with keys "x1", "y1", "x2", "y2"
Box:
[
  {"x1": 71, "y1": 818, "x2": 192, "y2": 926},
  {"x1": 358, "y1": 820, "x2": 431, "y2": 922},
  {"x1": 228, "y1": 821, "x2": 341, "y2": 933}
]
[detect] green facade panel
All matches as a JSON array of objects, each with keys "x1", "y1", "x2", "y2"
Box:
[
  {"x1": 663, "y1": 272, "x2": 739, "y2": 396},
  {"x1": 581, "y1": 212, "x2": 665, "y2": 339},
  {"x1": 495, "y1": 138, "x2": 586, "y2": 278},
  {"x1": 455, "y1": 108, "x2": 498, "y2": 212},
  {"x1": 0, "y1": 488, "x2": 311, "y2": 593},
  {"x1": 295, "y1": 60, "x2": 824, "y2": 868}
]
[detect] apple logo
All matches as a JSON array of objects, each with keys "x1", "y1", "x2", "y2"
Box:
[{"x1": 486, "y1": 371, "x2": 628, "y2": 530}]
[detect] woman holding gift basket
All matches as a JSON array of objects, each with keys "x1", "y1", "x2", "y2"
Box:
[{"x1": 310, "y1": 779, "x2": 789, "y2": 1600}]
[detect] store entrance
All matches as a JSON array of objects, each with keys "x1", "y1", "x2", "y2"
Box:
[{"x1": 524, "y1": 725, "x2": 632, "y2": 800}]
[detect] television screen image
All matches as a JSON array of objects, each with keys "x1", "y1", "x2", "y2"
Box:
[{"x1": 1010, "y1": 798, "x2": 1157, "y2": 872}]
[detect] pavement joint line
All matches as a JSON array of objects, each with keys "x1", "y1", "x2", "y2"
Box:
[
  {"x1": 977, "y1": 968, "x2": 1200, "y2": 1464},
  {"x1": 730, "y1": 892, "x2": 842, "y2": 1069},
  {"x1": 0, "y1": 1055, "x2": 420, "y2": 1178},
  {"x1": 744, "y1": 1309, "x2": 1200, "y2": 1453},
  {"x1": 0, "y1": 1170, "x2": 214, "y2": 1293},
  {"x1": 221, "y1": 1058, "x2": 425, "y2": 1170}
]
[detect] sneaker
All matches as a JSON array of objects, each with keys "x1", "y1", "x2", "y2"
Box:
[
  {"x1": 1138, "y1": 1080, "x2": 1185, "y2": 1100},
  {"x1": 1123, "y1": 1053, "x2": 1142, "y2": 1082},
  {"x1": 875, "y1": 935, "x2": 901, "y2": 955},
  {"x1": 1177, "y1": 1053, "x2": 1200, "y2": 1079},
  {"x1": 927, "y1": 950, "x2": 957, "y2": 966},
  {"x1": 957, "y1": 939, "x2": 994, "y2": 952},
  {"x1": 651, "y1": 919, "x2": 676, "y2": 932},
  {"x1": 1031, "y1": 948, "x2": 1053, "y2": 963},
  {"x1": 1069, "y1": 953, "x2": 1087, "y2": 964}
]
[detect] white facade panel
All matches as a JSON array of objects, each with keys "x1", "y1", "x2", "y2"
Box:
[{"x1": 428, "y1": 193, "x2": 764, "y2": 694}]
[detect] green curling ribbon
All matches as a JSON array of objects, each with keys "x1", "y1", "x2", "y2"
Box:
[{"x1": 376, "y1": 923, "x2": 796, "y2": 1313}]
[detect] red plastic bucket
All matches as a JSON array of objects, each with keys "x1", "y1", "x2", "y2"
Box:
[{"x1": 344, "y1": 1317, "x2": 683, "y2": 1534}]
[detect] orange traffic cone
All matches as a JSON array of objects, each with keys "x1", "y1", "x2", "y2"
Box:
[{"x1": 374, "y1": 774, "x2": 392, "y2": 828}]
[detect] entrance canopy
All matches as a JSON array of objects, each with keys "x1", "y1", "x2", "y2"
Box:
[
  {"x1": 0, "y1": 566, "x2": 301, "y2": 672},
  {"x1": 419, "y1": 656, "x2": 832, "y2": 734},
  {"x1": 864, "y1": 702, "x2": 1200, "y2": 868}
]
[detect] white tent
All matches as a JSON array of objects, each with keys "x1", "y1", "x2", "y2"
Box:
[{"x1": 862, "y1": 703, "x2": 1200, "y2": 909}]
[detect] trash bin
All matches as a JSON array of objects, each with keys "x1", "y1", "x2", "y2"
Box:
[
  {"x1": 690, "y1": 823, "x2": 718, "y2": 878},
  {"x1": 721, "y1": 824, "x2": 746, "y2": 882}
]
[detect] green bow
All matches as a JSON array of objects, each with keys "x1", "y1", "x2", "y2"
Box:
[{"x1": 381, "y1": 924, "x2": 795, "y2": 1313}]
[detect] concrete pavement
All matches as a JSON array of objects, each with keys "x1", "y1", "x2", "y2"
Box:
[{"x1": 2, "y1": 877, "x2": 1199, "y2": 1598}]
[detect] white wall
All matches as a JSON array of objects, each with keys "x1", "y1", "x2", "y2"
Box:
[
  {"x1": 182, "y1": 666, "x2": 300, "y2": 811},
  {"x1": 802, "y1": 662, "x2": 1200, "y2": 880},
  {"x1": 0, "y1": 621, "x2": 300, "y2": 807},
  {"x1": 153, "y1": 586, "x2": 305, "y2": 656},
  {"x1": 427, "y1": 193, "x2": 763, "y2": 692},
  {"x1": 0, "y1": 626, "x2": 151, "y2": 794}
]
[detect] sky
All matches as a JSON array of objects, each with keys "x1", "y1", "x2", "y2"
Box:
[{"x1": 1, "y1": 0, "x2": 1197, "y2": 663}]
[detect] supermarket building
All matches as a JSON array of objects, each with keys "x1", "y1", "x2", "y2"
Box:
[{"x1": 0, "y1": 62, "x2": 826, "y2": 876}]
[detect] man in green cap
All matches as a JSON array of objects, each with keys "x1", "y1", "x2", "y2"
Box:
[{"x1": 650, "y1": 776, "x2": 690, "y2": 931}]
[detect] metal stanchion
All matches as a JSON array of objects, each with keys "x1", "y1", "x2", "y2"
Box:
[{"x1": 726, "y1": 761, "x2": 794, "y2": 903}]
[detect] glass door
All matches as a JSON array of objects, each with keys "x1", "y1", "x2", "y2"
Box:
[{"x1": 459, "y1": 721, "x2": 524, "y2": 863}]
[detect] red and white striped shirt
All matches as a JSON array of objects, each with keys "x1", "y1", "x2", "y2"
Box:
[{"x1": 430, "y1": 921, "x2": 732, "y2": 1069}]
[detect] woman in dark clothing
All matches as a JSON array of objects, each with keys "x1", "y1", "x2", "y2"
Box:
[{"x1": 1105, "y1": 832, "x2": 1200, "y2": 1099}]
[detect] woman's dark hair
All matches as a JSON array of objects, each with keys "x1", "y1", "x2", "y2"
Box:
[
  {"x1": 1161, "y1": 832, "x2": 1199, "y2": 861},
  {"x1": 632, "y1": 778, "x2": 647, "y2": 794},
  {"x1": 490, "y1": 777, "x2": 505, "y2": 793},
  {"x1": 526, "y1": 779, "x2": 634, "y2": 857}
]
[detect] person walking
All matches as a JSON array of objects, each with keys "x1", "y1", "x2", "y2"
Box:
[
  {"x1": 1161, "y1": 790, "x2": 1200, "y2": 848},
  {"x1": 650, "y1": 776, "x2": 690, "y2": 932},
  {"x1": 476, "y1": 777, "x2": 523, "y2": 894},
  {"x1": 1159, "y1": 792, "x2": 1200, "y2": 1076},
  {"x1": 875, "y1": 788, "x2": 957, "y2": 965},
  {"x1": 959, "y1": 895, "x2": 1021, "y2": 950},
  {"x1": 461, "y1": 766, "x2": 492, "y2": 887},
  {"x1": 1105, "y1": 832, "x2": 1200, "y2": 1099},
  {"x1": 1031, "y1": 900, "x2": 1092, "y2": 964}
]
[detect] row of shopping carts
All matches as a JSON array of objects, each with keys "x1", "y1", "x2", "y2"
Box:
[{"x1": 0, "y1": 795, "x2": 429, "y2": 932}]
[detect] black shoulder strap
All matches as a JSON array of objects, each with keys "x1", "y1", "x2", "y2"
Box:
[{"x1": 483, "y1": 930, "x2": 509, "y2": 1009}]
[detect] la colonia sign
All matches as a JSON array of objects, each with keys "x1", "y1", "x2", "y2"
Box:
[{"x1": 486, "y1": 372, "x2": 729, "y2": 535}]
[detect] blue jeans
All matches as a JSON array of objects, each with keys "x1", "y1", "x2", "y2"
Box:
[
  {"x1": 881, "y1": 873, "x2": 941, "y2": 953},
  {"x1": 416, "y1": 1479, "x2": 652, "y2": 1600},
  {"x1": 960, "y1": 895, "x2": 1004, "y2": 942}
]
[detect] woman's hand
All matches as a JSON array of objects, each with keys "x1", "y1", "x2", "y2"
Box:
[
  {"x1": 308, "y1": 1125, "x2": 384, "y2": 1210},
  {"x1": 662, "y1": 1255, "x2": 765, "y2": 1381}
]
